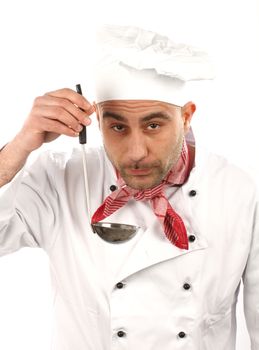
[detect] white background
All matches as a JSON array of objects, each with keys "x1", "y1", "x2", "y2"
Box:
[{"x1": 0, "y1": 0, "x2": 258, "y2": 348}]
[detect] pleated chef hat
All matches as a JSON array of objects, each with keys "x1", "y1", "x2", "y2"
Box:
[{"x1": 94, "y1": 25, "x2": 215, "y2": 106}]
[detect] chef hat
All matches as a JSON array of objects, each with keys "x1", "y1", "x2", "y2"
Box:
[{"x1": 94, "y1": 25, "x2": 215, "y2": 106}]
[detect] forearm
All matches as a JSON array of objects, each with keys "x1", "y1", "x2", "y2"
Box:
[{"x1": 0, "y1": 135, "x2": 30, "y2": 187}]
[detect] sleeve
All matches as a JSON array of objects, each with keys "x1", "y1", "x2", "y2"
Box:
[
  {"x1": 242, "y1": 190, "x2": 259, "y2": 349},
  {"x1": 0, "y1": 151, "x2": 62, "y2": 256}
]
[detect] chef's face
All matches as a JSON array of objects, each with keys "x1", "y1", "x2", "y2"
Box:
[{"x1": 96, "y1": 100, "x2": 195, "y2": 190}]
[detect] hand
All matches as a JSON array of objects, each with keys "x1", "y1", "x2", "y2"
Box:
[{"x1": 16, "y1": 88, "x2": 95, "y2": 152}]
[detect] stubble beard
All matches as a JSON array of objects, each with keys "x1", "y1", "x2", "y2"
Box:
[{"x1": 105, "y1": 132, "x2": 185, "y2": 190}]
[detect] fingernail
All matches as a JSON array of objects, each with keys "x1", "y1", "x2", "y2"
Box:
[
  {"x1": 86, "y1": 105, "x2": 95, "y2": 115},
  {"x1": 83, "y1": 117, "x2": 90, "y2": 125},
  {"x1": 77, "y1": 124, "x2": 83, "y2": 132}
]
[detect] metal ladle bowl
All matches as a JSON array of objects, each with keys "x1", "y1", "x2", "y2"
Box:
[
  {"x1": 76, "y1": 84, "x2": 140, "y2": 244},
  {"x1": 92, "y1": 222, "x2": 140, "y2": 243}
]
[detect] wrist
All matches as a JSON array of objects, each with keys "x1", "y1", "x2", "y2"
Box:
[{"x1": 11, "y1": 133, "x2": 33, "y2": 158}]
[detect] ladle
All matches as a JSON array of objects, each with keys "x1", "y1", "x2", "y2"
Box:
[{"x1": 76, "y1": 84, "x2": 139, "y2": 243}]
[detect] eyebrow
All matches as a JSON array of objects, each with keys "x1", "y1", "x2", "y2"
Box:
[{"x1": 102, "y1": 111, "x2": 172, "y2": 122}]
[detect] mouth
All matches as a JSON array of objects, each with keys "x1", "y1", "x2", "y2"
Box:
[{"x1": 126, "y1": 168, "x2": 153, "y2": 176}]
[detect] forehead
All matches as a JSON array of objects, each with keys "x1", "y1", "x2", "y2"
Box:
[{"x1": 97, "y1": 100, "x2": 180, "y2": 116}]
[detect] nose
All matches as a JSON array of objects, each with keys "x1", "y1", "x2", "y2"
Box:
[{"x1": 126, "y1": 131, "x2": 148, "y2": 163}]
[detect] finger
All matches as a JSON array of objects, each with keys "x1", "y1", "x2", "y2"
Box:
[
  {"x1": 32, "y1": 105, "x2": 84, "y2": 132},
  {"x1": 36, "y1": 94, "x2": 94, "y2": 126},
  {"x1": 45, "y1": 88, "x2": 93, "y2": 113},
  {"x1": 40, "y1": 118, "x2": 81, "y2": 137}
]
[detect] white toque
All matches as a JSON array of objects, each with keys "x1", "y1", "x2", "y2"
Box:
[{"x1": 94, "y1": 25, "x2": 215, "y2": 106}]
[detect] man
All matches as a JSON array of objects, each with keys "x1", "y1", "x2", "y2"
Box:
[{"x1": 0, "y1": 25, "x2": 258, "y2": 349}]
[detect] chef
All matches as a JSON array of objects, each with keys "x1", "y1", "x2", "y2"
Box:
[{"x1": 0, "y1": 25, "x2": 258, "y2": 350}]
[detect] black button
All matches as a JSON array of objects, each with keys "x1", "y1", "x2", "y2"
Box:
[
  {"x1": 116, "y1": 282, "x2": 124, "y2": 289},
  {"x1": 189, "y1": 190, "x2": 197, "y2": 197},
  {"x1": 117, "y1": 330, "x2": 126, "y2": 337},
  {"x1": 178, "y1": 331, "x2": 186, "y2": 338},
  {"x1": 188, "y1": 235, "x2": 196, "y2": 243},
  {"x1": 110, "y1": 185, "x2": 117, "y2": 192},
  {"x1": 183, "y1": 283, "x2": 191, "y2": 290}
]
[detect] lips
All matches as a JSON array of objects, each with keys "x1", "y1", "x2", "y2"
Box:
[{"x1": 127, "y1": 168, "x2": 152, "y2": 176}]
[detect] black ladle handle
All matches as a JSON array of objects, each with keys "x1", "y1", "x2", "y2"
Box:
[{"x1": 76, "y1": 84, "x2": 86, "y2": 144}]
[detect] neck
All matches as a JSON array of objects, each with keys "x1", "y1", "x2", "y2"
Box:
[{"x1": 187, "y1": 144, "x2": 195, "y2": 176}]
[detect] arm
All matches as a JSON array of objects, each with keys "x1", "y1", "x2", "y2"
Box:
[
  {"x1": 0, "y1": 137, "x2": 30, "y2": 187},
  {"x1": 0, "y1": 151, "x2": 64, "y2": 254},
  {"x1": 0, "y1": 87, "x2": 94, "y2": 254},
  {"x1": 242, "y1": 195, "x2": 259, "y2": 349},
  {"x1": 0, "y1": 88, "x2": 94, "y2": 187}
]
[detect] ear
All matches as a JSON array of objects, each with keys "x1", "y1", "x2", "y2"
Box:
[{"x1": 181, "y1": 102, "x2": 196, "y2": 134}]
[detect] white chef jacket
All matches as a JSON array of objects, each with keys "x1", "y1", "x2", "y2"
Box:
[{"x1": 0, "y1": 144, "x2": 258, "y2": 350}]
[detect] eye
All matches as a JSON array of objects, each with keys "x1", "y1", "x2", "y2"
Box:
[
  {"x1": 147, "y1": 123, "x2": 160, "y2": 130},
  {"x1": 111, "y1": 124, "x2": 126, "y2": 132}
]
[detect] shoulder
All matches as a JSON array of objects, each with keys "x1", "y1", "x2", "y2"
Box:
[
  {"x1": 195, "y1": 148, "x2": 257, "y2": 200},
  {"x1": 24, "y1": 146, "x2": 111, "y2": 186},
  {"x1": 30, "y1": 145, "x2": 107, "y2": 171}
]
